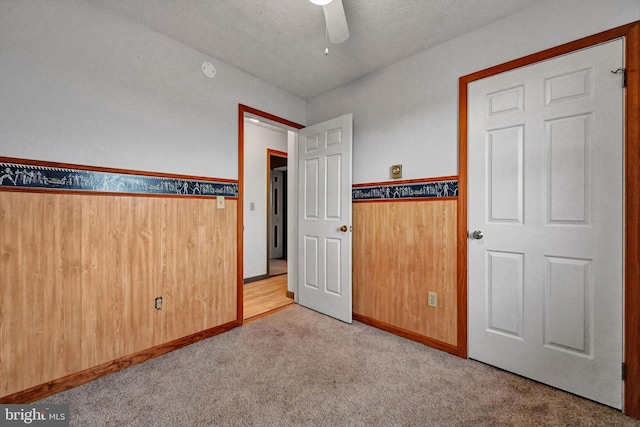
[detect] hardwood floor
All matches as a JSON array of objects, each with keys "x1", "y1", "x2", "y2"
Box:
[
  {"x1": 243, "y1": 274, "x2": 294, "y2": 320},
  {"x1": 269, "y1": 258, "x2": 287, "y2": 276}
]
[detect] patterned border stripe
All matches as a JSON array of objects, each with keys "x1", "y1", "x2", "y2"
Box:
[
  {"x1": 352, "y1": 179, "x2": 458, "y2": 201},
  {"x1": 0, "y1": 162, "x2": 238, "y2": 197}
]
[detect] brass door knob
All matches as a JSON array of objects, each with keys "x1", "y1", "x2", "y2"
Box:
[{"x1": 340, "y1": 225, "x2": 348, "y2": 232}]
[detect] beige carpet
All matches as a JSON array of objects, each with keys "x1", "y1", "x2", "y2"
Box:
[{"x1": 39, "y1": 305, "x2": 639, "y2": 426}]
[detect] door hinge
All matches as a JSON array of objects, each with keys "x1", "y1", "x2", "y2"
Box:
[
  {"x1": 622, "y1": 362, "x2": 626, "y2": 381},
  {"x1": 611, "y1": 68, "x2": 627, "y2": 88}
]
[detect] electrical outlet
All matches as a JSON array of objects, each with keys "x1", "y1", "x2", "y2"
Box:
[
  {"x1": 428, "y1": 292, "x2": 438, "y2": 308},
  {"x1": 155, "y1": 296, "x2": 163, "y2": 310}
]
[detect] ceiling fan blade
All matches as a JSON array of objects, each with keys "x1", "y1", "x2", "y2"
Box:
[{"x1": 323, "y1": 0, "x2": 349, "y2": 44}]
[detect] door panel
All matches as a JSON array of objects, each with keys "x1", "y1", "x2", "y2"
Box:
[
  {"x1": 486, "y1": 250, "x2": 524, "y2": 339},
  {"x1": 487, "y1": 126, "x2": 524, "y2": 223},
  {"x1": 304, "y1": 236, "x2": 319, "y2": 289},
  {"x1": 304, "y1": 159, "x2": 319, "y2": 219},
  {"x1": 298, "y1": 114, "x2": 353, "y2": 323},
  {"x1": 546, "y1": 115, "x2": 591, "y2": 224},
  {"x1": 544, "y1": 256, "x2": 591, "y2": 354},
  {"x1": 468, "y1": 40, "x2": 623, "y2": 408}
]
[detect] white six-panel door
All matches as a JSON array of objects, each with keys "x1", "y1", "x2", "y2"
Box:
[
  {"x1": 468, "y1": 40, "x2": 624, "y2": 408},
  {"x1": 298, "y1": 114, "x2": 353, "y2": 323}
]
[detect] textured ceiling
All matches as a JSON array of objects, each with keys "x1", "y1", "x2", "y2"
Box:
[{"x1": 90, "y1": 0, "x2": 540, "y2": 99}]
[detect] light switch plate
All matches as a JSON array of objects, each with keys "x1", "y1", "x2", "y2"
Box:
[{"x1": 217, "y1": 196, "x2": 225, "y2": 209}]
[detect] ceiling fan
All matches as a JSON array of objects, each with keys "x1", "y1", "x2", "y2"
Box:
[{"x1": 309, "y1": 0, "x2": 350, "y2": 45}]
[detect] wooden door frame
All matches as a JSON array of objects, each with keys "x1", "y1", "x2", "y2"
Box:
[
  {"x1": 266, "y1": 149, "x2": 288, "y2": 277},
  {"x1": 237, "y1": 104, "x2": 304, "y2": 324},
  {"x1": 458, "y1": 21, "x2": 640, "y2": 417}
]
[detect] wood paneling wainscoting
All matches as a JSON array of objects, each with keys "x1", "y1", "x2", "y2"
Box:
[
  {"x1": 352, "y1": 179, "x2": 459, "y2": 355},
  {"x1": 0, "y1": 160, "x2": 238, "y2": 401}
]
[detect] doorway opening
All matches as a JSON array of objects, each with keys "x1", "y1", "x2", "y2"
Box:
[
  {"x1": 457, "y1": 21, "x2": 640, "y2": 417},
  {"x1": 238, "y1": 105, "x2": 304, "y2": 323},
  {"x1": 268, "y1": 151, "x2": 288, "y2": 278}
]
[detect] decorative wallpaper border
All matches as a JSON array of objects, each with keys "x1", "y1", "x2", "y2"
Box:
[
  {"x1": 352, "y1": 177, "x2": 458, "y2": 201},
  {"x1": 0, "y1": 159, "x2": 238, "y2": 198}
]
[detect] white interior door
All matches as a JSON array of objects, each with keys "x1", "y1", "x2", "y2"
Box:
[
  {"x1": 298, "y1": 114, "x2": 353, "y2": 323},
  {"x1": 468, "y1": 40, "x2": 624, "y2": 408}
]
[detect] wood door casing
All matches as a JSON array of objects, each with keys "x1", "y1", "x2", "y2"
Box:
[
  {"x1": 458, "y1": 21, "x2": 640, "y2": 418},
  {"x1": 467, "y1": 39, "x2": 624, "y2": 408}
]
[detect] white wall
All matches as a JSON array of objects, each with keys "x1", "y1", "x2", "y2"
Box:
[
  {"x1": 0, "y1": 0, "x2": 306, "y2": 179},
  {"x1": 243, "y1": 121, "x2": 288, "y2": 279},
  {"x1": 307, "y1": 0, "x2": 640, "y2": 184}
]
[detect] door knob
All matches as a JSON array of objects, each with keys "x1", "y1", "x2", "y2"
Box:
[
  {"x1": 470, "y1": 230, "x2": 483, "y2": 240},
  {"x1": 340, "y1": 225, "x2": 348, "y2": 232}
]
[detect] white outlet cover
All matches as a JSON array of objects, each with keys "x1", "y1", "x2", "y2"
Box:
[
  {"x1": 428, "y1": 292, "x2": 438, "y2": 307},
  {"x1": 201, "y1": 61, "x2": 216, "y2": 78}
]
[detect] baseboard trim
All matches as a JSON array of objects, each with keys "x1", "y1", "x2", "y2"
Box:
[
  {"x1": 286, "y1": 290, "x2": 294, "y2": 299},
  {"x1": 0, "y1": 320, "x2": 240, "y2": 404},
  {"x1": 244, "y1": 274, "x2": 269, "y2": 284},
  {"x1": 353, "y1": 313, "x2": 461, "y2": 357}
]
